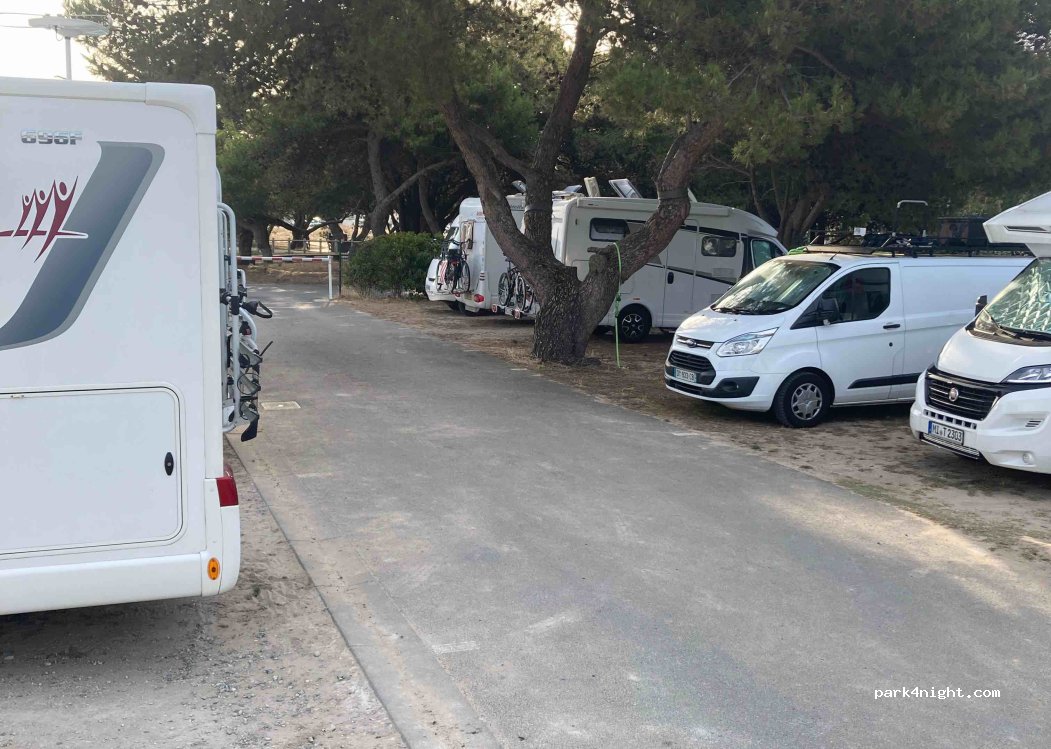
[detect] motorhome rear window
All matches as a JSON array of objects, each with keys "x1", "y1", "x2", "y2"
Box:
[{"x1": 590, "y1": 218, "x2": 629, "y2": 241}]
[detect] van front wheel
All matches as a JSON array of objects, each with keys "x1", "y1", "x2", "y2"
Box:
[
  {"x1": 773, "y1": 372, "x2": 832, "y2": 428},
  {"x1": 617, "y1": 307, "x2": 651, "y2": 343}
]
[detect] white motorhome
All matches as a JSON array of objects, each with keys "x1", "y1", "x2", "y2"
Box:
[
  {"x1": 0, "y1": 78, "x2": 264, "y2": 615},
  {"x1": 454, "y1": 196, "x2": 525, "y2": 314},
  {"x1": 911, "y1": 192, "x2": 1051, "y2": 472},
  {"x1": 533, "y1": 195, "x2": 786, "y2": 340},
  {"x1": 666, "y1": 248, "x2": 1030, "y2": 426}
]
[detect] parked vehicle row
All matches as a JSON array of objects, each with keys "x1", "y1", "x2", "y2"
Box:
[
  {"x1": 427, "y1": 184, "x2": 789, "y2": 339},
  {"x1": 422, "y1": 186, "x2": 1051, "y2": 475}
]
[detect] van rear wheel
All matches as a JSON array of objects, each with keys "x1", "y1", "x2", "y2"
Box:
[
  {"x1": 773, "y1": 371, "x2": 832, "y2": 428},
  {"x1": 617, "y1": 307, "x2": 651, "y2": 343},
  {"x1": 445, "y1": 301, "x2": 460, "y2": 311}
]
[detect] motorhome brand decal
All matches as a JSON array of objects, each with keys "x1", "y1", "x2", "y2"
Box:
[
  {"x1": 0, "y1": 179, "x2": 87, "y2": 260},
  {"x1": 21, "y1": 129, "x2": 83, "y2": 145},
  {"x1": 0, "y1": 142, "x2": 164, "y2": 351}
]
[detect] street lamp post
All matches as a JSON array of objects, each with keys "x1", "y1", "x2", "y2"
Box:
[{"x1": 27, "y1": 15, "x2": 110, "y2": 80}]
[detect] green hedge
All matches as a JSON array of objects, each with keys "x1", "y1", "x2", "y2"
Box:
[{"x1": 343, "y1": 232, "x2": 442, "y2": 294}]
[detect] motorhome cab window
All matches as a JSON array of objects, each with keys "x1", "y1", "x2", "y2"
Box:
[
  {"x1": 972, "y1": 258, "x2": 1051, "y2": 343},
  {"x1": 701, "y1": 236, "x2": 738, "y2": 257},
  {"x1": 713, "y1": 259, "x2": 837, "y2": 314},
  {"x1": 590, "y1": 218, "x2": 629, "y2": 241},
  {"x1": 750, "y1": 239, "x2": 779, "y2": 267},
  {"x1": 815, "y1": 267, "x2": 891, "y2": 323}
]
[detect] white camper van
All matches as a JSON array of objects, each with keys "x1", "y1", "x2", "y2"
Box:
[
  {"x1": 547, "y1": 195, "x2": 786, "y2": 340},
  {"x1": 0, "y1": 77, "x2": 264, "y2": 615},
  {"x1": 666, "y1": 247, "x2": 1029, "y2": 426},
  {"x1": 911, "y1": 192, "x2": 1051, "y2": 472},
  {"x1": 426, "y1": 239, "x2": 459, "y2": 310}
]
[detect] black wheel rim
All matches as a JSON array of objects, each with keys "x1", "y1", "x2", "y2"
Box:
[{"x1": 620, "y1": 313, "x2": 646, "y2": 339}]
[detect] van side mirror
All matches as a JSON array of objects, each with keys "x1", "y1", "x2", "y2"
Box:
[
  {"x1": 975, "y1": 294, "x2": 988, "y2": 317},
  {"x1": 793, "y1": 298, "x2": 841, "y2": 329}
]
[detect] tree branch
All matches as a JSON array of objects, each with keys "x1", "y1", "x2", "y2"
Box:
[{"x1": 794, "y1": 45, "x2": 851, "y2": 81}]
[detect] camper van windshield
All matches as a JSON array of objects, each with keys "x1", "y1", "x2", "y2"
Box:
[
  {"x1": 973, "y1": 259, "x2": 1051, "y2": 344},
  {"x1": 713, "y1": 259, "x2": 837, "y2": 314}
]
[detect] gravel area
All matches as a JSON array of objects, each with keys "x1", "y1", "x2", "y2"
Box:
[{"x1": 0, "y1": 447, "x2": 404, "y2": 749}]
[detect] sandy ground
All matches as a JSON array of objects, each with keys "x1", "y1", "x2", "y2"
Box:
[
  {"x1": 0, "y1": 447, "x2": 404, "y2": 749},
  {"x1": 341, "y1": 291, "x2": 1051, "y2": 567}
]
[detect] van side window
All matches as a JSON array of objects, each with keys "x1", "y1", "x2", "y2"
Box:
[
  {"x1": 750, "y1": 239, "x2": 779, "y2": 268},
  {"x1": 820, "y1": 268, "x2": 891, "y2": 322},
  {"x1": 701, "y1": 235, "x2": 737, "y2": 257},
  {"x1": 590, "y1": 218, "x2": 628, "y2": 241}
]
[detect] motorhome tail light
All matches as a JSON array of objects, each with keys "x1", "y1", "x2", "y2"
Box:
[
  {"x1": 217, "y1": 465, "x2": 239, "y2": 507},
  {"x1": 474, "y1": 294, "x2": 485, "y2": 303},
  {"x1": 207, "y1": 558, "x2": 221, "y2": 580}
]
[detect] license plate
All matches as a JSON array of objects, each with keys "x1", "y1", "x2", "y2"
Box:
[
  {"x1": 928, "y1": 421, "x2": 964, "y2": 446},
  {"x1": 674, "y1": 368, "x2": 698, "y2": 384}
]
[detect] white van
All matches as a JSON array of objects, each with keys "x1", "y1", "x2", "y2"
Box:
[
  {"x1": 911, "y1": 192, "x2": 1051, "y2": 472},
  {"x1": 551, "y1": 196, "x2": 786, "y2": 340},
  {"x1": 666, "y1": 249, "x2": 1030, "y2": 426},
  {"x1": 0, "y1": 77, "x2": 263, "y2": 614}
]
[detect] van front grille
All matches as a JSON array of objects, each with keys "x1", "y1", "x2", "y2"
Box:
[
  {"x1": 926, "y1": 372, "x2": 999, "y2": 421},
  {"x1": 668, "y1": 350, "x2": 714, "y2": 374}
]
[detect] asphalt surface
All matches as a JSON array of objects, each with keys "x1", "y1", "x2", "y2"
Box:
[{"x1": 232, "y1": 284, "x2": 1051, "y2": 749}]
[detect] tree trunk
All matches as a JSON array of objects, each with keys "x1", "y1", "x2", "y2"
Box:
[
  {"x1": 243, "y1": 219, "x2": 272, "y2": 257},
  {"x1": 237, "y1": 226, "x2": 254, "y2": 255},
  {"x1": 366, "y1": 130, "x2": 458, "y2": 237},
  {"x1": 419, "y1": 174, "x2": 442, "y2": 234},
  {"x1": 437, "y1": 3, "x2": 722, "y2": 364}
]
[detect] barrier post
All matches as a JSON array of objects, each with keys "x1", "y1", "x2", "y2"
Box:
[{"x1": 327, "y1": 255, "x2": 333, "y2": 300}]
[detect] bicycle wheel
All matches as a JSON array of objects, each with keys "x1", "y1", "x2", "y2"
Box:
[
  {"x1": 498, "y1": 272, "x2": 512, "y2": 307},
  {"x1": 456, "y1": 262, "x2": 472, "y2": 293},
  {"x1": 443, "y1": 259, "x2": 459, "y2": 288},
  {"x1": 513, "y1": 273, "x2": 527, "y2": 310},
  {"x1": 522, "y1": 282, "x2": 535, "y2": 313}
]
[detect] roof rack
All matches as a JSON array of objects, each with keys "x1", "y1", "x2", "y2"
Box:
[{"x1": 800, "y1": 242, "x2": 1032, "y2": 258}]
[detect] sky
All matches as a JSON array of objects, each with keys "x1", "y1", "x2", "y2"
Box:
[{"x1": 0, "y1": 2, "x2": 101, "y2": 81}]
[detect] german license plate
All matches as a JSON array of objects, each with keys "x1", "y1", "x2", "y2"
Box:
[
  {"x1": 928, "y1": 421, "x2": 964, "y2": 446},
  {"x1": 674, "y1": 368, "x2": 698, "y2": 384}
]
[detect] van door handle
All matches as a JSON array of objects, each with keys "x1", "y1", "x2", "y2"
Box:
[
  {"x1": 667, "y1": 271, "x2": 674, "y2": 284},
  {"x1": 883, "y1": 323, "x2": 901, "y2": 329}
]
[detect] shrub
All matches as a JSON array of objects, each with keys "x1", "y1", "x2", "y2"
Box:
[{"x1": 343, "y1": 232, "x2": 441, "y2": 295}]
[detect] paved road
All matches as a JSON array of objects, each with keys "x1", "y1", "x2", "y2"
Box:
[{"x1": 232, "y1": 284, "x2": 1051, "y2": 748}]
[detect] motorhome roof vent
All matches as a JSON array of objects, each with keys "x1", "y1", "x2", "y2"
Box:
[{"x1": 609, "y1": 178, "x2": 643, "y2": 199}]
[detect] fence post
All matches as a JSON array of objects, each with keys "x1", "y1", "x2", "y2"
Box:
[{"x1": 327, "y1": 255, "x2": 333, "y2": 300}]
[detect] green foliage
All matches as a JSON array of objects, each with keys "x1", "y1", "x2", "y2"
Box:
[{"x1": 344, "y1": 233, "x2": 442, "y2": 295}]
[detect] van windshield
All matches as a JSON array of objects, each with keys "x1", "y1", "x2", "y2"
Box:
[
  {"x1": 973, "y1": 258, "x2": 1051, "y2": 344},
  {"x1": 713, "y1": 259, "x2": 838, "y2": 315}
]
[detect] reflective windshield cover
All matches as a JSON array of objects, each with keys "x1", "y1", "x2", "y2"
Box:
[
  {"x1": 973, "y1": 258, "x2": 1051, "y2": 344},
  {"x1": 713, "y1": 259, "x2": 838, "y2": 315}
]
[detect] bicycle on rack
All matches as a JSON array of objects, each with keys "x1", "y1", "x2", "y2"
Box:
[
  {"x1": 497, "y1": 262, "x2": 535, "y2": 314},
  {"x1": 436, "y1": 238, "x2": 472, "y2": 294}
]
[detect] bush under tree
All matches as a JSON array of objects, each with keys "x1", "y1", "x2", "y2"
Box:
[{"x1": 344, "y1": 233, "x2": 441, "y2": 295}]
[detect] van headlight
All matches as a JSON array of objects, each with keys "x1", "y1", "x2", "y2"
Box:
[
  {"x1": 1003, "y1": 365, "x2": 1051, "y2": 384},
  {"x1": 716, "y1": 328, "x2": 778, "y2": 357}
]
